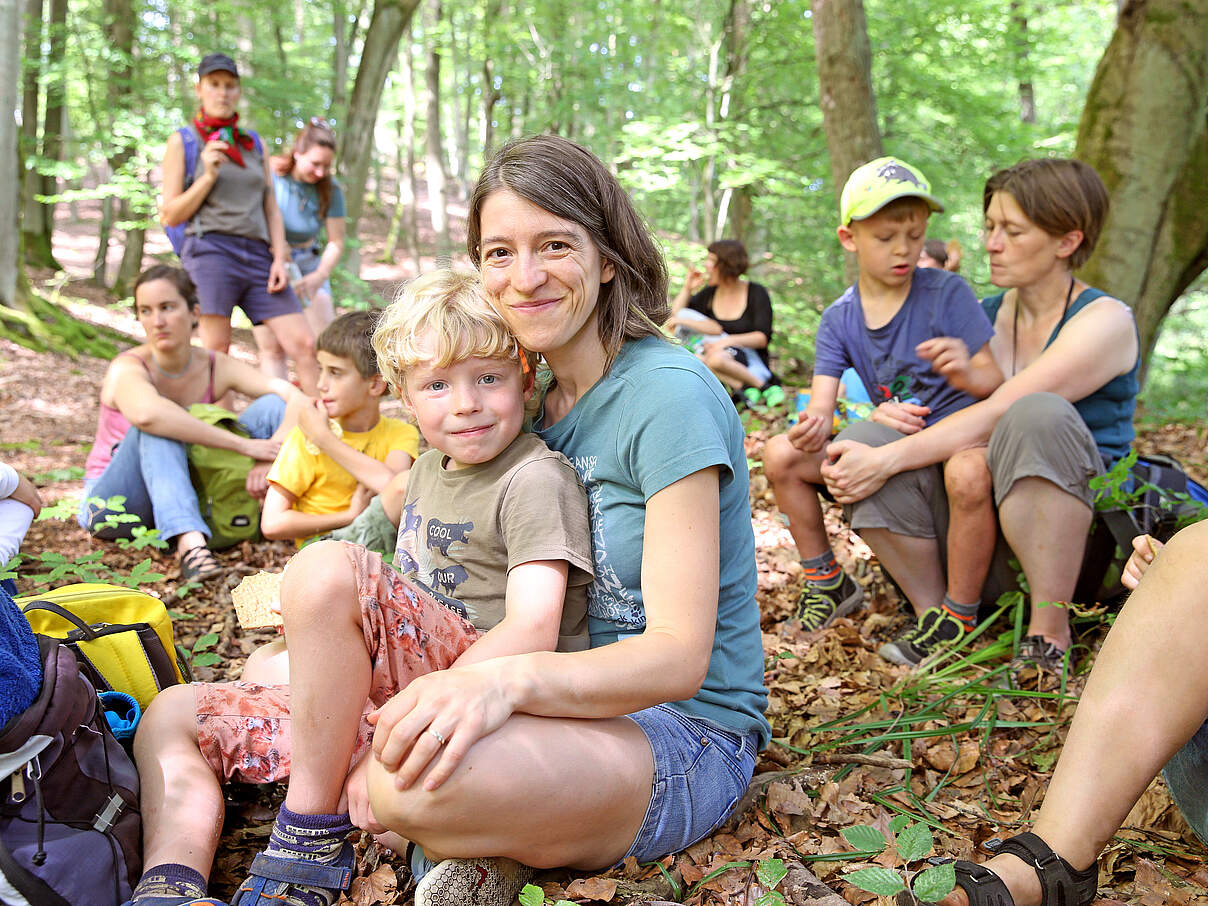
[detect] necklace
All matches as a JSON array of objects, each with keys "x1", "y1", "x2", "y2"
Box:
[
  {"x1": 151, "y1": 347, "x2": 194, "y2": 379},
  {"x1": 1011, "y1": 275, "x2": 1075, "y2": 377}
]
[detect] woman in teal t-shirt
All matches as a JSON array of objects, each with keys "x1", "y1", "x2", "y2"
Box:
[{"x1": 253, "y1": 119, "x2": 347, "y2": 380}]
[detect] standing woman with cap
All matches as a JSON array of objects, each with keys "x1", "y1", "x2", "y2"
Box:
[
  {"x1": 251, "y1": 119, "x2": 346, "y2": 380},
  {"x1": 159, "y1": 53, "x2": 319, "y2": 394}
]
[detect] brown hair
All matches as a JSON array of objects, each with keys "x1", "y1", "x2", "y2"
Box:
[
  {"x1": 317, "y1": 309, "x2": 383, "y2": 379},
  {"x1": 133, "y1": 264, "x2": 198, "y2": 312},
  {"x1": 983, "y1": 158, "x2": 1109, "y2": 270},
  {"x1": 272, "y1": 119, "x2": 339, "y2": 220},
  {"x1": 707, "y1": 239, "x2": 749, "y2": 279},
  {"x1": 466, "y1": 134, "x2": 669, "y2": 371}
]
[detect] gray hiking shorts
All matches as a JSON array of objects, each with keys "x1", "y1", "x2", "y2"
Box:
[{"x1": 838, "y1": 392, "x2": 1103, "y2": 600}]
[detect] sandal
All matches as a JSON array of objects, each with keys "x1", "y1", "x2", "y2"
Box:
[
  {"x1": 179, "y1": 546, "x2": 224, "y2": 583},
  {"x1": 1008, "y1": 636, "x2": 1068, "y2": 687},
  {"x1": 230, "y1": 842, "x2": 354, "y2": 905},
  {"x1": 913, "y1": 832, "x2": 1097, "y2": 906}
]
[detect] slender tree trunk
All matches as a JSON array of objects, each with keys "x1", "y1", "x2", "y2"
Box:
[
  {"x1": 19, "y1": 0, "x2": 54, "y2": 267},
  {"x1": 1075, "y1": 0, "x2": 1208, "y2": 380},
  {"x1": 480, "y1": 0, "x2": 502, "y2": 156},
  {"x1": 811, "y1": 0, "x2": 883, "y2": 283},
  {"x1": 114, "y1": 209, "x2": 144, "y2": 296},
  {"x1": 93, "y1": 189, "x2": 113, "y2": 285},
  {"x1": 715, "y1": 0, "x2": 751, "y2": 242},
  {"x1": 338, "y1": 0, "x2": 423, "y2": 269},
  {"x1": 101, "y1": 0, "x2": 136, "y2": 288},
  {"x1": 382, "y1": 25, "x2": 420, "y2": 268},
  {"x1": 2, "y1": 0, "x2": 22, "y2": 305},
  {"x1": 424, "y1": 0, "x2": 451, "y2": 254},
  {"x1": 1011, "y1": 1, "x2": 1037, "y2": 123},
  {"x1": 332, "y1": 0, "x2": 348, "y2": 119}
]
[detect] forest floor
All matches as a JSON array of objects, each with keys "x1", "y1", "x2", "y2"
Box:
[{"x1": 2, "y1": 215, "x2": 1207, "y2": 905}]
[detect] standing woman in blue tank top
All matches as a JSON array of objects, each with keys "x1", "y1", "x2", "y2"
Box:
[{"x1": 158, "y1": 53, "x2": 319, "y2": 394}]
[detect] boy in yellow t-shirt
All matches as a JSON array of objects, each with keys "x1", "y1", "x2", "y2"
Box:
[{"x1": 262, "y1": 310, "x2": 419, "y2": 544}]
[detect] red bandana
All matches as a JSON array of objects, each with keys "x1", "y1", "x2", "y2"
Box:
[{"x1": 193, "y1": 113, "x2": 255, "y2": 167}]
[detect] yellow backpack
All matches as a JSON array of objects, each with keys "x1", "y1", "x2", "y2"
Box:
[{"x1": 17, "y1": 583, "x2": 192, "y2": 710}]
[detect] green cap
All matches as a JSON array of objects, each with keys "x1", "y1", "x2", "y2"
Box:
[{"x1": 839, "y1": 157, "x2": 944, "y2": 224}]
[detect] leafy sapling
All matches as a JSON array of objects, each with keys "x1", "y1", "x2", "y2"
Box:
[{"x1": 841, "y1": 818, "x2": 956, "y2": 904}]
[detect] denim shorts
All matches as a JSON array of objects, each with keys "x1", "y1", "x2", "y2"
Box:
[
  {"x1": 1164, "y1": 717, "x2": 1208, "y2": 846},
  {"x1": 291, "y1": 244, "x2": 331, "y2": 301},
  {"x1": 621, "y1": 704, "x2": 758, "y2": 865}
]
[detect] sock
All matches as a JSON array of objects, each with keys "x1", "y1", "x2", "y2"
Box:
[
  {"x1": 802, "y1": 551, "x2": 844, "y2": 590},
  {"x1": 131, "y1": 863, "x2": 207, "y2": 901},
  {"x1": 258, "y1": 806, "x2": 355, "y2": 906},
  {"x1": 942, "y1": 595, "x2": 979, "y2": 630}
]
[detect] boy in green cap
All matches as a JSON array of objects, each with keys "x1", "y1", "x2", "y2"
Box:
[{"x1": 764, "y1": 156, "x2": 1003, "y2": 666}]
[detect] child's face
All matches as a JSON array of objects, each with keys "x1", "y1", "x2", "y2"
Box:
[
  {"x1": 316, "y1": 351, "x2": 384, "y2": 422},
  {"x1": 838, "y1": 206, "x2": 928, "y2": 292},
  {"x1": 402, "y1": 354, "x2": 531, "y2": 470}
]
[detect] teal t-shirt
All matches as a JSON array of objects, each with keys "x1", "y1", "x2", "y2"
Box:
[
  {"x1": 273, "y1": 173, "x2": 347, "y2": 246},
  {"x1": 535, "y1": 336, "x2": 771, "y2": 747},
  {"x1": 983, "y1": 287, "x2": 1139, "y2": 462}
]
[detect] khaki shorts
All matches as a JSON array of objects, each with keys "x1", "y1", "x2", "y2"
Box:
[
  {"x1": 195, "y1": 542, "x2": 481, "y2": 784},
  {"x1": 838, "y1": 392, "x2": 1103, "y2": 601}
]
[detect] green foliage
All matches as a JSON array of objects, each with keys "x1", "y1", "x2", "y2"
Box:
[
  {"x1": 840, "y1": 820, "x2": 956, "y2": 903},
  {"x1": 188, "y1": 632, "x2": 222, "y2": 668},
  {"x1": 1139, "y1": 287, "x2": 1208, "y2": 424},
  {"x1": 28, "y1": 466, "x2": 85, "y2": 483}
]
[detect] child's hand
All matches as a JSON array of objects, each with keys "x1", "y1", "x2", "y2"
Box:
[
  {"x1": 917, "y1": 337, "x2": 971, "y2": 383},
  {"x1": 339, "y1": 755, "x2": 388, "y2": 835},
  {"x1": 245, "y1": 462, "x2": 271, "y2": 499},
  {"x1": 870, "y1": 400, "x2": 930, "y2": 434},
  {"x1": 788, "y1": 412, "x2": 830, "y2": 453},
  {"x1": 1122, "y1": 534, "x2": 1163, "y2": 590},
  {"x1": 297, "y1": 398, "x2": 335, "y2": 440},
  {"x1": 348, "y1": 483, "x2": 373, "y2": 518}
]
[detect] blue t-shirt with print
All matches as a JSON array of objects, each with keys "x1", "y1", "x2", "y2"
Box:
[
  {"x1": 273, "y1": 173, "x2": 347, "y2": 246},
  {"x1": 814, "y1": 267, "x2": 994, "y2": 425},
  {"x1": 536, "y1": 336, "x2": 771, "y2": 748}
]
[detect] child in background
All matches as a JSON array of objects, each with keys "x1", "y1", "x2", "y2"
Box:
[
  {"x1": 764, "y1": 157, "x2": 1002, "y2": 666},
  {"x1": 261, "y1": 309, "x2": 419, "y2": 544}
]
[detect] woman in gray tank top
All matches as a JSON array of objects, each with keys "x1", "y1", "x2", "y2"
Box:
[{"x1": 158, "y1": 52, "x2": 319, "y2": 395}]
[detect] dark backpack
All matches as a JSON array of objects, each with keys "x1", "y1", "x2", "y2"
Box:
[
  {"x1": 186, "y1": 403, "x2": 261, "y2": 550},
  {"x1": 165, "y1": 124, "x2": 265, "y2": 256},
  {"x1": 0, "y1": 638, "x2": 141, "y2": 906}
]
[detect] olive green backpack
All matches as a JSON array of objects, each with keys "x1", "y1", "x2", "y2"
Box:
[{"x1": 186, "y1": 403, "x2": 262, "y2": 549}]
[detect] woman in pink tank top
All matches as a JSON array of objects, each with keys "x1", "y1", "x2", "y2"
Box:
[{"x1": 80, "y1": 265, "x2": 304, "y2": 582}]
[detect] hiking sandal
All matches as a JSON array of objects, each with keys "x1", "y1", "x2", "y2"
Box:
[
  {"x1": 911, "y1": 832, "x2": 1097, "y2": 906},
  {"x1": 122, "y1": 898, "x2": 230, "y2": 905},
  {"x1": 179, "y1": 546, "x2": 224, "y2": 583},
  {"x1": 229, "y1": 842, "x2": 354, "y2": 906}
]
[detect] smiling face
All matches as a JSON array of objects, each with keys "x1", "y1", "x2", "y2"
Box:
[
  {"x1": 135, "y1": 279, "x2": 195, "y2": 350},
  {"x1": 401, "y1": 346, "x2": 531, "y2": 470},
  {"x1": 983, "y1": 191, "x2": 1079, "y2": 288},
  {"x1": 477, "y1": 190, "x2": 615, "y2": 361},
  {"x1": 838, "y1": 204, "x2": 929, "y2": 293},
  {"x1": 315, "y1": 350, "x2": 384, "y2": 423},
  {"x1": 294, "y1": 145, "x2": 334, "y2": 184},
  {"x1": 194, "y1": 71, "x2": 241, "y2": 119}
]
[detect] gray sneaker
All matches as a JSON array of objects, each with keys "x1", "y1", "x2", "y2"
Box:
[
  {"x1": 878, "y1": 607, "x2": 969, "y2": 667},
  {"x1": 794, "y1": 573, "x2": 864, "y2": 630}
]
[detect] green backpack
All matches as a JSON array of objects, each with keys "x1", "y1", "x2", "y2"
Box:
[{"x1": 186, "y1": 403, "x2": 262, "y2": 550}]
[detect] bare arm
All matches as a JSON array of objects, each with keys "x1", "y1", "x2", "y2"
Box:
[
  {"x1": 260, "y1": 482, "x2": 371, "y2": 541},
  {"x1": 785, "y1": 374, "x2": 840, "y2": 454},
  {"x1": 450, "y1": 560, "x2": 568, "y2": 668},
  {"x1": 718, "y1": 329, "x2": 768, "y2": 350},
  {"x1": 158, "y1": 132, "x2": 222, "y2": 228},
  {"x1": 295, "y1": 401, "x2": 413, "y2": 493},
  {"x1": 916, "y1": 338, "x2": 1003, "y2": 399}
]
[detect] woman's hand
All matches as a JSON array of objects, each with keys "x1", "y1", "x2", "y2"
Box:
[
  {"x1": 339, "y1": 754, "x2": 388, "y2": 835},
  {"x1": 199, "y1": 140, "x2": 229, "y2": 179},
  {"x1": 368, "y1": 663, "x2": 516, "y2": 792},
  {"x1": 240, "y1": 436, "x2": 282, "y2": 462},
  {"x1": 820, "y1": 439, "x2": 892, "y2": 503},
  {"x1": 294, "y1": 270, "x2": 325, "y2": 302},
  {"x1": 1122, "y1": 534, "x2": 1163, "y2": 590},
  {"x1": 870, "y1": 400, "x2": 930, "y2": 435},
  {"x1": 684, "y1": 265, "x2": 704, "y2": 293},
  {"x1": 916, "y1": 336, "x2": 971, "y2": 383},
  {"x1": 787, "y1": 413, "x2": 830, "y2": 454},
  {"x1": 267, "y1": 257, "x2": 289, "y2": 293}
]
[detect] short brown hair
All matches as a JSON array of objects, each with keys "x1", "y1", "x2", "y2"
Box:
[
  {"x1": 317, "y1": 309, "x2": 383, "y2": 379},
  {"x1": 466, "y1": 134, "x2": 669, "y2": 371},
  {"x1": 983, "y1": 158, "x2": 1109, "y2": 270},
  {"x1": 133, "y1": 264, "x2": 198, "y2": 312},
  {"x1": 707, "y1": 239, "x2": 748, "y2": 279}
]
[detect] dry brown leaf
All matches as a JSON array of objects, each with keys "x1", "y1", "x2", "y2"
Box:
[
  {"x1": 348, "y1": 864, "x2": 397, "y2": 906},
  {"x1": 564, "y1": 876, "x2": 619, "y2": 902}
]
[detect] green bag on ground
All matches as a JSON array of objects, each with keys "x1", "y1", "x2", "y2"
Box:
[{"x1": 186, "y1": 403, "x2": 261, "y2": 550}]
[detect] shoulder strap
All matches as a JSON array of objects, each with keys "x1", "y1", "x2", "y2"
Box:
[
  {"x1": 247, "y1": 129, "x2": 263, "y2": 157},
  {"x1": 177, "y1": 125, "x2": 201, "y2": 192}
]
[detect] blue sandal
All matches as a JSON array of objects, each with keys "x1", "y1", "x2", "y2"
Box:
[{"x1": 229, "y1": 842, "x2": 354, "y2": 905}]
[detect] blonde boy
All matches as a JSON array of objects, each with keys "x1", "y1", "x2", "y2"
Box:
[
  {"x1": 262, "y1": 309, "x2": 419, "y2": 543},
  {"x1": 764, "y1": 157, "x2": 1002, "y2": 666}
]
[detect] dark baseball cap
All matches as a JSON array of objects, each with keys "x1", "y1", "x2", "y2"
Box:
[{"x1": 198, "y1": 53, "x2": 239, "y2": 79}]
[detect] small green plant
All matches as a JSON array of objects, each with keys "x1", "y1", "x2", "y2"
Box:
[
  {"x1": 753, "y1": 858, "x2": 789, "y2": 906},
  {"x1": 841, "y1": 819, "x2": 956, "y2": 904},
  {"x1": 518, "y1": 884, "x2": 573, "y2": 906},
  {"x1": 29, "y1": 466, "x2": 85, "y2": 483},
  {"x1": 188, "y1": 632, "x2": 222, "y2": 668}
]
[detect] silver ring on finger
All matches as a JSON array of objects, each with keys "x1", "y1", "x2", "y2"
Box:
[{"x1": 427, "y1": 727, "x2": 447, "y2": 747}]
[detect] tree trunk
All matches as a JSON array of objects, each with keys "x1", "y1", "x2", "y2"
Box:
[
  {"x1": 424, "y1": 0, "x2": 451, "y2": 254},
  {"x1": 113, "y1": 211, "x2": 144, "y2": 297},
  {"x1": 37, "y1": 0, "x2": 66, "y2": 254},
  {"x1": 338, "y1": 0, "x2": 423, "y2": 269},
  {"x1": 102, "y1": 0, "x2": 136, "y2": 288},
  {"x1": 1011, "y1": 1, "x2": 1037, "y2": 124},
  {"x1": 811, "y1": 0, "x2": 883, "y2": 283},
  {"x1": 93, "y1": 192, "x2": 113, "y2": 286},
  {"x1": 1075, "y1": 0, "x2": 1208, "y2": 380},
  {"x1": 480, "y1": 0, "x2": 502, "y2": 156},
  {"x1": 332, "y1": 0, "x2": 348, "y2": 119},
  {"x1": 715, "y1": 0, "x2": 751, "y2": 243},
  {"x1": 19, "y1": 0, "x2": 55, "y2": 268},
  {"x1": 381, "y1": 25, "x2": 420, "y2": 268},
  {"x1": 1, "y1": 0, "x2": 22, "y2": 305}
]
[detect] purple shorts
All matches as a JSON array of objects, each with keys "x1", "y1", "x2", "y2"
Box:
[{"x1": 181, "y1": 233, "x2": 302, "y2": 325}]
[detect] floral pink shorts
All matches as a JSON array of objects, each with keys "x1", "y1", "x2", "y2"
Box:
[{"x1": 195, "y1": 542, "x2": 481, "y2": 784}]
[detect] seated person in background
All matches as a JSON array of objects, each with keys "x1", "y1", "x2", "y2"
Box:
[
  {"x1": 917, "y1": 237, "x2": 963, "y2": 272},
  {"x1": 261, "y1": 309, "x2": 419, "y2": 544},
  {"x1": 0, "y1": 462, "x2": 42, "y2": 596},
  {"x1": 665, "y1": 239, "x2": 776, "y2": 395},
  {"x1": 128, "y1": 269, "x2": 593, "y2": 906},
  {"x1": 764, "y1": 157, "x2": 1002, "y2": 662}
]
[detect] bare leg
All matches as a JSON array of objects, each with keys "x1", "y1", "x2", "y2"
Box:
[
  {"x1": 943, "y1": 448, "x2": 996, "y2": 605},
  {"x1": 859, "y1": 528, "x2": 945, "y2": 617},
  {"x1": 197, "y1": 314, "x2": 232, "y2": 355},
  {"x1": 701, "y1": 344, "x2": 764, "y2": 390},
  {"x1": 763, "y1": 434, "x2": 832, "y2": 560},
  {"x1": 997, "y1": 477, "x2": 1090, "y2": 649},
  {"x1": 303, "y1": 290, "x2": 336, "y2": 337},
  {"x1": 134, "y1": 684, "x2": 225, "y2": 877},
  {"x1": 252, "y1": 323, "x2": 289, "y2": 380},
  {"x1": 940, "y1": 520, "x2": 1208, "y2": 906},
  {"x1": 241, "y1": 637, "x2": 290, "y2": 684},
  {"x1": 262, "y1": 311, "x2": 319, "y2": 395}
]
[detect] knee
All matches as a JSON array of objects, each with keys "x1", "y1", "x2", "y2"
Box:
[
  {"x1": 945, "y1": 454, "x2": 992, "y2": 506},
  {"x1": 281, "y1": 329, "x2": 316, "y2": 361},
  {"x1": 701, "y1": 345, "x2": 727, "y2": 369},
  {"x1": 762, "y1": 434, "x2": 798, "y2": 485},
  {"x1": 280, "y1": 540, "x2": 358, "y2": 624},
  {"x1": 133, "y1": 683, "x2": 198, "y2": 765}
]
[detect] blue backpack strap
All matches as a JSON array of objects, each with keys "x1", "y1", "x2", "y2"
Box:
[{"x1": 178, "y1": 125, "x2": 200, "y2": 191}]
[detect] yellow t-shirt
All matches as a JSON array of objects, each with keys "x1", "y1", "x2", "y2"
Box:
[{"x1": 267, "y1": 416, "x2": 419, "y2": 519}]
